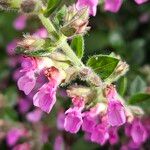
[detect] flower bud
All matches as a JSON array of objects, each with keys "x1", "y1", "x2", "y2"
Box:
[
  {"x1": 129, "y1": 106, "x2": 144, "y2": 117},
  {"x1": 61, "y1": 7, "x2": 90, "y2": 37}
]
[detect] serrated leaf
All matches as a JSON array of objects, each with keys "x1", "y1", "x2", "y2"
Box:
[
  {"x1": 130, "y1": 76, "x2": 146, "y2": 95},
  {"x1": 128, "y1": 93, "x2": 150, "y2": 105},
  {"x1": 87, "y1": 55, "x2": 119, "y2": 80},
  {"x1": 71, "y1": 35, "x2": 84, "y2": 59},
  {"x1": 44, "y1": 0, "x2": 62, "y2": 17},
  {"x1": 117, "y1": 77, "x2": 127, "y2": 96}
]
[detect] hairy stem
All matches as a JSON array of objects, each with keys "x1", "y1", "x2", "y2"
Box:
[{"x1": 38, "y1": 13, "x2": 84, "y2": 67}]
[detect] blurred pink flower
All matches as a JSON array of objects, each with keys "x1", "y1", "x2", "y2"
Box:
[
  {"x1": 134, "y1": 0, "x2": 149, "y2": 4},
  {"x1": 13, "y1": 15, "x2": 27, "y2": 31},
  {"x1": 76, "y1": 0, "x2": 98, "y2": 16},
  {"x1": 57, "y1": 111, "x2": 65, "y2": 130},
  {"x1": 104, "y1": 0, "x2": 123, "y2": 13},
  {"x1": 108, "y1": 127, "x2": 119, "y2": 145},
  {"x1": 6, "y1": 128, "x2": 27, "y2": 146},
  {"x1": 33, "y1": 28, "x2": 48, "y2": 38},
  {"x1": 54, "y1": 135, "x2": 64, "y2": 150},
  {"x1": 26, "y1": 108, "x2": 43, "y2": 123}
]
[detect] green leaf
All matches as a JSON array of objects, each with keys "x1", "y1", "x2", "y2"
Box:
[
  {"x1": 128, "y1": 93, "x2": 150, "y2": 105},
  {"x1": 130, "y1": 76, "x2": 146, "y2": 95},
  {"x1": 87, "y1": 55, "x2": 119, "y2": 80},
  {"x1": 44, "y1": 0, "x2": 62, "y2": 17},
  {"x1": 0, "y1": 107, "x2": 18, "y2": 121},
  {"x1": 16, "y1": 47, "x2": 54, "y2": 57},
  {"x1": 117, "y1": 77, "x2": 127, "y2": 96},
  {"x1": 71, "y1": 35, "x2": 84, "y2": 59}
]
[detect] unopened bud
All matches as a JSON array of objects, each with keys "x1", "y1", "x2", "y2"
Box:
[
  {"x1": 61, "y1": 7, "x2": 90, "y2": 37},
  {"x1": 21, "y1": 0, "x2": 37, "y2": 13},
  {"x1": 116, "y1": 61, "x2": 129, "y2": 75}
]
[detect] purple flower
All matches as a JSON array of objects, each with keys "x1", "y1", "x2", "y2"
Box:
[
  {"x1": 104, "y1": 0, "x2": 123, "y2": 13},
  {"x1": 18, "y1": 98, "x2": 32, "y2": 114},
  {"x1": 13, "y1": 15, "x2": 27, "y2": 31},
  {"x1": 107, "y1": 100, "x2": 126, "y2": 126},
  {"x1": 57, "y1": 111, "x2": 65, "y2": 130},
  {"x1": 76, "y1": 0, "x2": 98, "y2": 16},
  {"x1": 33, "y1": 82, "x2": 57, "y2": 113},
  {"x1": 108, "y1": 127, "x2": 119, "y2": 145},
  {"x1": 17, "y1": 71, "x2": 36, "y2": 95},
  {"x1": 33, "y1": 28, "x2": 48, "y2": 38},
  {"x1": 6, "y1": 128, "x2": 26, "y2": 146},
  {"x1": 26, "y1": 109, "x2": 43, "y2": 123},
  {"x1": 82, "y1": 115, "x2": 97, "y2": 133},
  {"x1": 6, "y1": 40, "x2": 18, "y2": 55},
  {"x1": 91, "y1": 124, "x2": 109, "y2": 145},
  {"x1": 106, "y1": 86, "x2": 126, "y2": 126},
  {"x1": 131, "y1": 119, "x2": 147, "y2": 144},
  {"x1": 64, "y1": 107, "x2": 83, "y2": 133},
  {"x1": 54, "y1": 135, "x2": 64, "y2": 150},
  {"x1": 134, "y1": 0, "x2": 149, "y2": 5}
]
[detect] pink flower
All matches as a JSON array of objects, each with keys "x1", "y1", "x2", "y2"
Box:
[
  {"x1": 33, "y1": 67, "x2": 62, "y2": 113},
  {"x1": 108, "y1": 127, "x2": 119, "y2": 145},
  {"x1": 131, "y1": 119, "x2": 147, "y2": 144},
  {"x1": 6, "y1": 40, "x2": 18, "y2": 55},
  {"x1": 33, "y1": 28, "x2": 48, "y2": 38},
  {"x1": 26, "y1": 109, "x2": 43, "y2": 123},
  {"x1": 104, "y1": 0, "x2": 123, "y2": 13},
  {"x1": 57, "y1": 111, "x2": 65, "y2": 130},
  {"x1": 91, "y1": 124, "x2": 109, "y2": 145},
  {"x1": 106, "y1": 86, "x2": 126, "y2": 126},
  {"x1": 134, "y1": 0, "x2": 149, "y2": 5},
  {"x1": 17, "y1": 71, "x2": 36, "y2": 95},
  {"x1": 76, "y1": 0, "x2": 99, "y2": 16},
  {"x1": 13, "y1": 15, "x2": 27, "y2": 31},
  {"x1": 54, "y1": 135, "x2": 64, "y2": 150},
  {"x1": 82, "y1": 115, "x2": 97, "y2": 133},
  {"x1": 18, "y1": 98, "x2": 32, "y2": 114},
  {"x1": 33, "y1": 82, "x2": 57, "y2": 113},
  {"x1": 107, "y1": 100, "x2": 126, "y2": 126},
  {"x1": 6, "y1": 128, "x2": 27, "y2": 146},
  {"x1": 64, "y1": 107, "x2": 83, "y2": 133},
  {"x1": 72, "y1": 97, "x2": 85, "y2": 110},
  {"x1": 12, "y1": 143, "x2": 30, "y2": 150}
]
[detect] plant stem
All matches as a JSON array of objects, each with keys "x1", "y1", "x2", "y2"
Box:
[{"x1": 38, "y1": 13, "x2": 84, "y2": 67}]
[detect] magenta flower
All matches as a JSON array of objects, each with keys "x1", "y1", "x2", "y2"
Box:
[
  {"x1": 33, "y1": 82, "x2": 57, "y2": 113},
  {"x1": 107, "y1": 100, "x2": 126, "y2": 126},
  {"x1": 13, "y1": 15, "x2": 27, "y2": 31},
  {"x1": 33, "y1": 28, "x2": 48, "y2": 38},
  {"x1": 18, "y1": 98, "x2": 32, "y2": 114},
  {"x1": 54, "y1": 135, "x2": 64, "y2": 150},
  {"x1": 91, "y1": 124, "x2": 109, "y2": 145},
  {"x1": 26, "y1": 109, "x2": 43, "y2": 123},
  {"x1": 6, "y1": 128, "x2": 26, "y2": 146},
  {"x1": 134, "y1": 0, "x2": 149, "y2": 4},
  {"x1": 72, "y1": 97, "x2": 85, "y2": 110},
  {"x1": 17, "y1": 71, "x2": 36, "y2": 95},
  {"x1": 64, "y1": 107, "x2": 83, "y2": 133},
  {"x1": 104, "y1": 0, "x2": 123, "y2": 13},
  {"x1": 57, "y1": 111, "x2": 65, "y2": 130},
  {"x1": 106, "y1": 86, "x2": 126, "y2": 126},
  {"x1": 76, "y1": 0, "x2": 98, "y2": 16},
  {"x1": 82, "y1": 115, "x2": 97, "y2": 133},
  {"x1": 108, "y1": 127, "x2": 119, "y2": 145},
  {"x1": 131, "y1": 119, "x2": 147, "y2": 144},
  {"x1": 6, "y1": 40, "x2": 18, "y2": 55}
]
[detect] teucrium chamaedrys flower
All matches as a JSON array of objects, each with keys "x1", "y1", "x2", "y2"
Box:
[
  {"x1": 33, "y1": 67, "x2": 64, "y2": 113},
  {"x1": 106, "y1": 85, "x2": 126, "y2": 126},
  {"x1": 104, "y1": 0, "x2": 123, "y2": 13},
  {"x1": 76, "y1": 0, "x2": 98, "y2": 16},
  {"x1": 64, "y1": 107, "x2": 83, "y2": 133}
]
